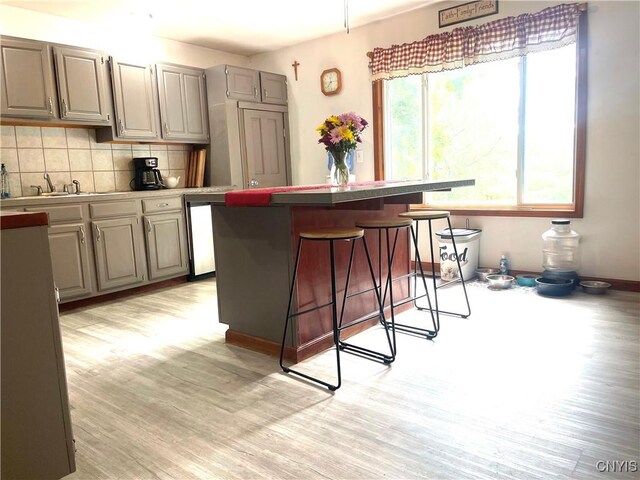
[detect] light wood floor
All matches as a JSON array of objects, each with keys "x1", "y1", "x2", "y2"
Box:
[{"x1": 60, "y1": 279, "x2": 639, "y2": 479}]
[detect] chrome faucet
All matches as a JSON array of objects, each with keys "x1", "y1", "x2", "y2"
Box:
[
  {"x1": 43, "y1": 173, "x2": 55, "y2": 192},
  {"x1": 72, "y1": 179, "x2": 81, "y2": 194}
]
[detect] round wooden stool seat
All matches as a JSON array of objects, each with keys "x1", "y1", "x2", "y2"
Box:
[
  {"x1": 355, "y1": 217, "x2": 413, "y2": 229},
  {"x1": 399, "y1": 210, "x2": 450, "y2": 221},
  {"x1": 300, "y1": 227, "x2": 364, "y2": 240}
]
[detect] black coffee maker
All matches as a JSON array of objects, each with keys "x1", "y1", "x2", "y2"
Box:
[{"x1": 133, "y1": 157, "x2": 163, "y2": 190}]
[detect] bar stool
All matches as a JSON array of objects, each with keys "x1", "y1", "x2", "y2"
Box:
[
  {"x1": 397, "y1": 210, "x2": 471, "y2": 337},
  {"x1": 353, "y1": 217, "x2": 437, "y2": 350},
  {"x1": 279, "y1": 226, "x2": 393, "y2": 391}
]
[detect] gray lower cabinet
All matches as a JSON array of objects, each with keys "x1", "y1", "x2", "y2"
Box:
[
  {"x1": 53, "y1": 46, "x2": 110, "y2": 123},
  {"x1": 92, "y1": 217, "x2": 146, "y2": 291},
  {"x1": 48, "y1": 223, "x2": 93, "y2": 301},
  {"x1": 108, "y1": 58, "x2": 159, "y2": 140},
  {"x1": 0, "y1": 37, "x2": 58, "y2": 118},
  {"x1": 24, "y1": 203, "x2": 93, "y2": 301},
  {"x1": 156, "y1": 63, "x2": 209, "y2": 142},
  {"x1": 14, "y1": 193, "x2": 191, "y2": 301},
  {"x1": 144, "y1": 212, "x2": 189, "y2": 280}
]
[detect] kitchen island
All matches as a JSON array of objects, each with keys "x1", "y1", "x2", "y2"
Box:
[{"x1": 186, "y1": 179, "x2": 474, "y2": 362}]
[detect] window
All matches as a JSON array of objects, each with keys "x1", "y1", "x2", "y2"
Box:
[
  {"x1": 383, "y1": 43, "x2": 582, "y2": 214},
  {"x1": 371, "y1": 4, "x2": 587, "y2": 217}
]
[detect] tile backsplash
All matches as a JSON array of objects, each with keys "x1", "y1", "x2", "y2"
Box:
[{"x1": 0, "y1": 126, "x2": 190, "y2": 197}]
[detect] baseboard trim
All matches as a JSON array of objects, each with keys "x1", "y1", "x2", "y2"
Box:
[
  {"x1": 59, "y1": 276, "x2": 188, "y2": 312},
  {"x1": 226, "y1": 302, "x2": 414, "y2": 364},
  {"x1": 413, "y1": 261, "x2": 640, "y2": 292}
]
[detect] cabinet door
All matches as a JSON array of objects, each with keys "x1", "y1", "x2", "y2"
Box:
[
  {"x1": 225, "y1": 66, "x2": 259, "y2": 102},
  {"x1": 156, "y1": 64, "x2": 209, "y2": 142},
  {"x1": 53, "y1": 46, "x2": 110, "y2": 123},
  {"x1": 242, "y1": 109, "x2": 288, "y2": 188},
  {"x1": 109, "y1": 58, "x2": 159, "y2": 140},
  {"x1": 92, "y1": 217, "x2": 145, "y2": 291},
  {"x1": 259, "y1": 72, "x2": 288, "y2": 105},
  {"x1": 48, "y1": 224, "x2": 93, "y2": 301},
  {"x1": 0, "y1": 38, "x2": 58, "y2": 118},
  {"x1": 143, "y1": 212, "x2": 189, "y2": 280}
]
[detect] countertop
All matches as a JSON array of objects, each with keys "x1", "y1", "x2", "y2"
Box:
[
  {"x1": 0, "y1": 210, "x2": 49, "y2": 229},
  {"x1": 185, "y1": 179, "x2": 475, "y2": 206},
  {"x1": 0, "y1": 186, "x2": 236, "y2": 207},
  {"x1": 0, "y1": 179, "x2": 474, "y2": 208}
]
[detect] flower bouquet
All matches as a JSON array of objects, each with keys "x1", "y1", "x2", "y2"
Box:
[{"x1": 316, "y1": 112, "x2": 368, "y2": 186}]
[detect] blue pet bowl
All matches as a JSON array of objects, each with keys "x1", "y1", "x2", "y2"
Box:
[
  {"x1": 516, "y1": 274, "x2": 538, "y2": 287},
  {"x1": 535, "y1": 277, "x2": 574, "y2": 297}
]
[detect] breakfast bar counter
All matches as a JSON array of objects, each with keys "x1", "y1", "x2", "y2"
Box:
[{"x1": 185, "y1": 179, "x2": 474, "y2": 362}]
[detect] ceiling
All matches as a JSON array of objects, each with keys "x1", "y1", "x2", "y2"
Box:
[{"x1": 3, "y1": 0, "x2": 439, "y2": 56}]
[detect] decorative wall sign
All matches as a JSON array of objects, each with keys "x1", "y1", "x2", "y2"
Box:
[{"x1": 439, "y1": 0, "x2": 499, "y2": 28}]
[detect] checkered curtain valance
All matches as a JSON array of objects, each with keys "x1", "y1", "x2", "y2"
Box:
[{"x1": 371, "y1": 3, "x2": 581, "y2": 81}]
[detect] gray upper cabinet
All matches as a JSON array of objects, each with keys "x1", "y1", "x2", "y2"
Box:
[
  {"x1": 0, "y1": 38, "x2": 58, "y2": 118},
  {"x1": 225, "y1": 66, "x2": 260, "y2": 102},
  {"x1": 259, "y1": 72, "x2": 287, "y2": 105},
  {"x1": 156, "y1": 63, "x2": 209, "y2": 142},
  {"x1": 109, "y1": 58, "x2": 159, "y2": 140},
  {"x1": 53, "y1": 46, "x2": 110, "y2": 124}
]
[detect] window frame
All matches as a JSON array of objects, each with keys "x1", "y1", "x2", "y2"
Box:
[{"x1": 372, "y1": 12, "x2": 588, "y2": 218}]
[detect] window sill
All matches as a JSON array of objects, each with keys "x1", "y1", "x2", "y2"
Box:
[{"x1": 411, "y1": 204, "x2": 582, "y2": 218}]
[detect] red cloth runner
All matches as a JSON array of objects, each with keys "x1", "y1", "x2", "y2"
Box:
[{"x1": 224, "y1": 181, "x2": 395, "y2": 207}]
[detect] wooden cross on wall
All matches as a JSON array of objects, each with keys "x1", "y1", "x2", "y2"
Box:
[{"x1": 291, "y1": 60, "x2": 300, "y2": 81}]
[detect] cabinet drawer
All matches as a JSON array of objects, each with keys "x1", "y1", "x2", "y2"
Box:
[
  {"x1": 90, "y1": 200, "x2": 138, "y2": 219},
  {"x1": 142, "y1": 197, "x2": 182, "y2": 214},
  {"x1": 25, "y1": 204, "x2": 83, "y2": 223}
]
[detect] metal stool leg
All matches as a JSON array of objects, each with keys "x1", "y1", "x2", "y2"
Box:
[
  {"x1": 279, "y1": 238, "x2": 342, "y2": 391},
  {"x1": 383, "y1": 223, "x2": 439, "y2": 339},
  {"x1": 438, "y1": 216, "x2": 471, "y2": 318},
  {"x1": 338, "y1": 237, "x2": 395, "y2": 364},
  {"x1": 414, "y1": 217, "x2": 472, "y2": 319},
  {"x1": 280, "y1": 232, "x2": 395, "y2": 390}
]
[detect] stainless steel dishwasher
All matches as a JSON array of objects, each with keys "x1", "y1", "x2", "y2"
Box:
[{"x1": 186, "y1": 202, "x2": 215, "y2": 280}]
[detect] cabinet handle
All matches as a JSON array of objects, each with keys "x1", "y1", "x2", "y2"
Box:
[
  {"x1": 94, "y1": 224, "x2": 101, "y2": 242},
  {"x1": 157, "y1": 203, "x2": 169, "y2": 207},
  {"x1": 164, "y1": 122, "x2": 169, "y2": 135},
  {"x1": 145, "y1": 218, "x2": 152, "y2": 232},
  {"x1": 48, "y1": 97, "x2": 54, "y2": 116},
  {"x1": 118, "y1": 119, "x2": 124, "y2": 136},
  {"x1": 61, "y1": 98, "x2": 68, "y2": 117},
  {"x1": 254, "y1": 86, "x2": 258, "y2": 98},
  {"x1": 79, "y1": 225, "x2": 86, "y2": 244},
  {"x1": 263, "y1": 88, "x2": 268, "y2": 98},
  {"x1": 54, "y1": 286, "x2": 61, "y2": 303}
]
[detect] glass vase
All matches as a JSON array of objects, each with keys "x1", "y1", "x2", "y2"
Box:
[{"x1": 328, "y1": 149, "x2": 350, "y2": 186}]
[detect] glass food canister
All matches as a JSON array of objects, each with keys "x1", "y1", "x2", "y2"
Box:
[{"x1": 542, "y1": 219, "x2": 581, "y2": 272}]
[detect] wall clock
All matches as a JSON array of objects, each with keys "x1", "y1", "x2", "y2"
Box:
[{"x1": 320, "y1": 68, "x2": 342, "y2": 96}]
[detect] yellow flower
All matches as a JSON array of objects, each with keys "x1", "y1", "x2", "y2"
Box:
[
  {"x1": 327, "y1": 115, "x2": 340, "y2": 125},
  {"x1": 316, "y1": 123, "x2": 328, "y2": 135},
  {"x1": 339, "y1": 126, "x2": 354, "y2": 142}
]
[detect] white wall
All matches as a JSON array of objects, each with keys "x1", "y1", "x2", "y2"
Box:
[
  {"x1": 0, "y1": 5, "x2": 249, "y2": 68},
  {"x1": 250, "y1": 1, "x2": 640, "y2": 281}
]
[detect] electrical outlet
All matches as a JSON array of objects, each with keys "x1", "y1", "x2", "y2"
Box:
[{"x1": 356, "y1": 150, "x2": 364, "y2": 164}]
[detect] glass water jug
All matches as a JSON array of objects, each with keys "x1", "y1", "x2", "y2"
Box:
[{"x1": 542, "y1": 219, "x2": 581, "y2": 272}]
